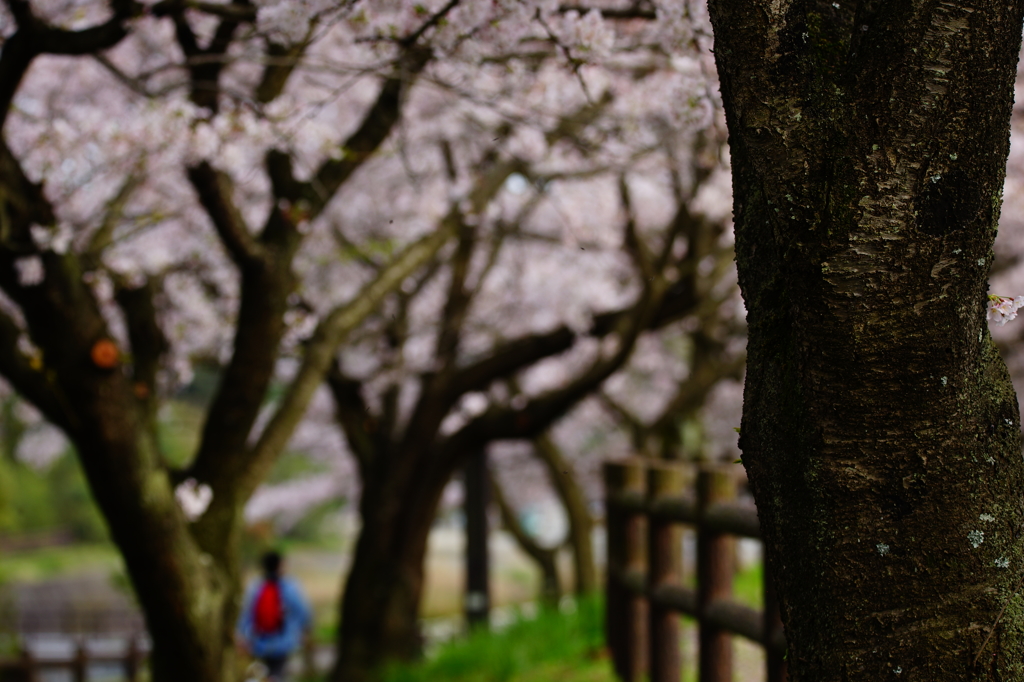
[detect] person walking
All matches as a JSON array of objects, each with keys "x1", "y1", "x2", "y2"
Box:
[{"x1": 237, "y1": 550, "x2": 313, "y2": 681}]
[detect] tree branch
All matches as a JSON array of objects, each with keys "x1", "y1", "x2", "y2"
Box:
[
  {"x1": 490, "y1": 468, "x2": 561, "y2": 604},
  {"x1": 236, "y1": 221, "x2": 456, "y2": 498},
  {"x1": 439, "y1": 279, "x2": 666, "y2": 468},
  {"x1": 557, "y1": 4, "x2": 657, "y2": 20},
  {"x1": 400, "y1": 0, "x2": 461, "y2": 48},
  {"x1": 115, "y1": 277, "x2": 169, "y2": 415},
  {"x1": 152, "y1": 0, "x2": 256, "y2": 22},
  {"x1": 619, "y1": 174, "x2": 655, "y2": 281},
  {"x1": 435, "y1": 220, "x2": 474, "y2": 368},
  {"x1": 597, "y1": 390, "x2": 647, "y2": 451},
  {"x1": 255, "y1": 41, "x2": 308, "y2": 104},
  {"x1": 0, "y1": 142, "x2": 54, "y2": 249},
  {"x1": 85, "y1": 169, "x2": 144, "y2": 261},
  {"x1": 306, "y1": 47, "x2": 432, "y2": 216},
  {"x1": 164, "y1": 0, "x2": 244, "y2": 112},
  {"x1": 326, "y1": 361, "x2": 376, "y2": 476},
  {"x1": 0, "y1": 306, "x2": 68, "y2": 430},
  {"x1": 0, "y1": 30, "x2": 36, "y2": 133},
  {"x1": 533, "y1": 432, "x2": 596, "y2": 594},
  {"x1": 187, "y1": 162, "x2": 265, "y2": 264}
]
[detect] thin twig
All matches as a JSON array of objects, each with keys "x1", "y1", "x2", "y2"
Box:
[
  {"x1": 400, "y1": 0, "x2": 461, "y2": 47},
  {"x1": 534, "y1": 8, "x2": 594, "y2": 104}
]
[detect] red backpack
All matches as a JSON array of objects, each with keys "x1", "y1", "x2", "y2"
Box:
[{"x1": 253, "y1": 580, "x2": 284, "y2": 634}]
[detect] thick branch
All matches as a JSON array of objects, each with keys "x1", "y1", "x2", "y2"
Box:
[
  {"x1": 38, "y1": 14, "x2": 136, "y2": 54},
  {"x1": 255, "y1": 41, "x2": 307, "y2": 104},
  {"x1": 447, "y1": 268, "x2": 700, "y2": 402},
  {"x1": 306, "y1": 47, "x2": 432, "y2": 216},
  {"x1": 237, "y1": 222, "x2": 456, "y2": 497},
  {"x1": 436, "y1": 214, "x2": 490, "y2": 366},
  {"x1": 0, "y1": 31, "x2": 34, "y2": 133},
  {"x1": 115, "y1": 278, "x2": 169, "y2": 409},
  {"x1": 187, "y1": 162, "x2": 264, "y2": 264},
  {"x1": 0, "y1": 141, "x2": 54, "y2": 248},
  {"x1": 152, "y1": 0, "x2": 256, "y2": 22},
  {"x1": 326, "y1": 362, "x2": 376, "y2": 475},
  {"x1": 440, "y1": 280, "x2": 665, "y2": 467},
  {"x1": 165, "y1": 0, "x2": 244, "y2": 112},
  {"x1": 0, "y1": 306, "x2": 68, "y2": 430}
]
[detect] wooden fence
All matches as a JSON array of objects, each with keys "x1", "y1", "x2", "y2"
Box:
[
  {"x1": 0, "y1": 634, "x2": 147, "y2": 682},
  {"x1": 604, "y1": 458, "x2": 787, "y2": 682},
  {"x1": 0, "y1": 631, "x2": 324, "y2": 681}
]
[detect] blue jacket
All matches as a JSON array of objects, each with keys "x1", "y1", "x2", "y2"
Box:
[{"x1": 237, "y1": 576, "x2": 312, "y2": 659}]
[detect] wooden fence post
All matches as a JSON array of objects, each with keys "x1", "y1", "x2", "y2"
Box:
[
  {"x1": 647, "y1": 461, "x2": 685, "y2": 682},
  {"x1": 71, "y1": 638, "x2": 86, "y2": 682},
  {"x1": 764, "y1": 557, "x2": 788, "y2": 682},
  {"x1": 124, "y1": 633, "x2": 141, "y2": 682},
  {"x1": 697, "y1": 465, "x2": 735, "y2": 682},
  {"x1": 302, "y1": 632, "x2": 316, "y2": 681},
  {"x1": 16, "y1": 643, "x2": 35, "y2": 682},
  {"x1": 464, "y1": 448, "x2": 491, "y2": 630},
  {"x1": 604, "y1": 458, "x2": 648, "y2": 682}
]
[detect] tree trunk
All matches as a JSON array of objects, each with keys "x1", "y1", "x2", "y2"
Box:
[
  {"x1": 707, "y1": 1, "x2": 1024, "y2": 679},
  {"x1": 70, "y1": 418, "x2": 237, "y2": 682},
  {"x1": 332, "y1": 453, "x2": 447, "y2": 682}
]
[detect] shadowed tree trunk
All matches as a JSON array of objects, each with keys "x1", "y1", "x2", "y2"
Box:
[{"x1": 708, "y1": 1, "x2": 1024, "y2": 678}]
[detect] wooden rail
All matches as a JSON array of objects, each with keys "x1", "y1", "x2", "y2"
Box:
[
  {"x1": 0, "y1": 634, "x2": 147, "y2": 682},
  {"x1": 604, "y1": 458, "x2": 787, "y2": 682}
]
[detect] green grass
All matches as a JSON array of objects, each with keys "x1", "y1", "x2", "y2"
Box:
[
  {"x1": 733, "y1": 561, "x2": 763, "y2": 610},
  {"x1": 0, "y1": 543, "x2": 122, "y2": 583},
  {"x1": 382, "y1": 596, "x2": 614, "y2": 682},
  {"x1": 379, "y1": 563, "x2": 765, "y2": 682}
]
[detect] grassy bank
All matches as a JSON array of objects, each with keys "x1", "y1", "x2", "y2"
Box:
[
  {"x1": 383, "y1": 596, "x2": 612, "y2": 682},
  {"x1": 380, "y1": 562, "x2": 766, "y2": 682}
]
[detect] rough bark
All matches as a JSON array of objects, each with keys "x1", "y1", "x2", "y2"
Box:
[{"x1": 707, "y1": 1, "x2": 1024, "y2": 678}]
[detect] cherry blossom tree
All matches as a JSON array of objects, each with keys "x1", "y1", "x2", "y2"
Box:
[
  {"x1": 303, "y1": 13, "x2": 745, "y2": 671},
  {"x1": 0, "y1": 0, "x2": 731, "y2": 680},
  {"x1": 0, "y1": 5, "x2": 753, "y2": 679},
  {"x1": 0, "y1": 1, "x2": 489, "y2": 680}
]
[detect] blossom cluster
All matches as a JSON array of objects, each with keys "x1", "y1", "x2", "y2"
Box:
[{"x1": 987, "y1": 294, "x2": 1024, "y2": 325}]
